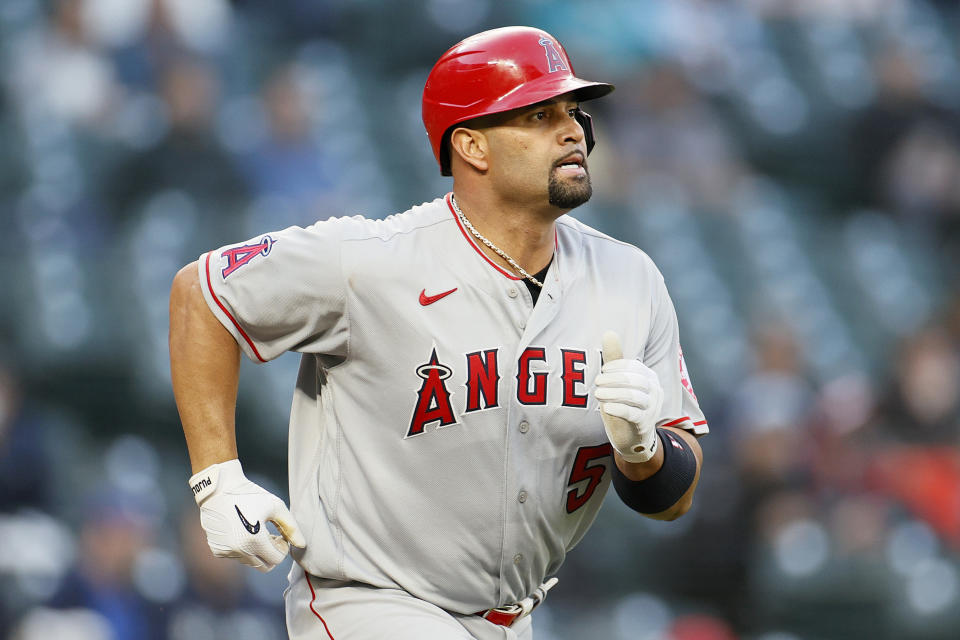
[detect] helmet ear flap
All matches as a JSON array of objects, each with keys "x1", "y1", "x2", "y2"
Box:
[
  {"x1": 575, "y1": 109, "x2": 596, "y2": 155},
  {"x1": 439, "y1": 129, "x2": 453, "y2": 176}
]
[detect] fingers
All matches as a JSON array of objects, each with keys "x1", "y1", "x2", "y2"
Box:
[
  {"x1": 600, "y1": 401, "x2": 644, "y2": 425},
  {"x1": 231, "y1": 503, "x2": 304, "y2": 574},
  {"x1": 268, "y1": 503, "x2": 307, "y2": 549},
  {"x1": 598, "y1": 332, "x2": 657, "y2": 381},
  {"x1": 239, "y1": 554, "x2": 269, "y2": 572},
  {"x1": 269, "y1": 533, "x2": 291, "y2": 555},
  {"x1": 602, "y1": 330, "x2": 623, "y2": 364},
  {"x1": 257, "y1": 532, "x2": 289, "y2": 567},
  {"x1": 210, "y1": 541, "x2": 275, "y2": 572},
  {"x1": 199, "y1": 495, "x2": 301, "y2": 573},
  {"x1": 594, "y1": 335, "x2": 662, "y2": 413},
  {"x1": 224, "y1": 526, "x2": 288, "y2": 570},
  {"x1": 595, "y1": 385, "x2": 654, "y2": 410},
  {"x1": 595, "y1": 370, "x2": 657, "y2": 391},
  {"x1": 600, "y1": 358, "x2": 656, "y2": 375}
]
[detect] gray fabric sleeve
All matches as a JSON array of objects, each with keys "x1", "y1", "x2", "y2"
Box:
[
  {"x1": 197, "y1": 218, "x2": 351, "y2": 363},
  {"x1": 643, "y1": 269, "x2": 709, "y2": 435}
]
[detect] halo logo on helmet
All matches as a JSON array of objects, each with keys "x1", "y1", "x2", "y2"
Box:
[
  {"x1": 539, "y1": 37, "x2": 569, "y2": 73},
  {"x1": 422, "y1": 26, "x2": 615, "y2": 176}
]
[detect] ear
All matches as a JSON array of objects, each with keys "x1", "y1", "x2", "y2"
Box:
[{"x1": 448, "y1": 127, "x2": 489, "y2": 172}]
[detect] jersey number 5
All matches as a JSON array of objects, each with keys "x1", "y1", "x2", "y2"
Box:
[{"x1": 565, "y1": 443, "x2": 613, "y2": 514}]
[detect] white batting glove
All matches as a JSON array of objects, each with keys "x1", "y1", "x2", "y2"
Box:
[
  {"x1": 188, "y1": 459, "x2": 306, "y2": 572},
  {"x1": 595, "y1": 331, "x2": 664, "y2": 463}
]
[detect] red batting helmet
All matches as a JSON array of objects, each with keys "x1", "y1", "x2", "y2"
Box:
[{"x1": 422, "y1": 26, "x2": 614, "y2": 176}]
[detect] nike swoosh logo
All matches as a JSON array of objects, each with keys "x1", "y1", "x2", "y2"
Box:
[
  {"x1": 235, "y1": 505, "x2": 261, "y2": 534},
  {"x1": 419, "y1": 287, "x2": 458, "y2": 306}
]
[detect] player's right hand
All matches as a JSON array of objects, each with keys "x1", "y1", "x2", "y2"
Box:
[{"x1": 188, "y1": 459, "x2": 306, "y2": 572}]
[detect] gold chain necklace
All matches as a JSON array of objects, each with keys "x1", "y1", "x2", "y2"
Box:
[{"x1": 451, "y1": 195, "x2": 544, "y2": 288}]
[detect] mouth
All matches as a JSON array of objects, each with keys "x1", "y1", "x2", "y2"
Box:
[{"x1": 554, "y1": 152, "x2": 587, "y2": 178}]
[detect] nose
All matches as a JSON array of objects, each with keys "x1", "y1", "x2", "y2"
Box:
[{"x1": 558, "y1": 113, "x2": 585, "y2": 146}]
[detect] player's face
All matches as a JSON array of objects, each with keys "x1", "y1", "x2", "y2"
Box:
[{"x1": 483, "y1": 94, "x2": 592, "y2": 211}]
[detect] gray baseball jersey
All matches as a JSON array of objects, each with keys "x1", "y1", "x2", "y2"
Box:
[{"x1": 197, "y1": 193, "x2": 707, "y2": 614}]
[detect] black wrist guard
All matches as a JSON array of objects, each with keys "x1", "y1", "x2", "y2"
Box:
[{"x1": 611, "y1": 428, "x2": 697, "y2": 515}]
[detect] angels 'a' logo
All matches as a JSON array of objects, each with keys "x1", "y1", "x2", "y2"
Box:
[
  {"x1": 539, "y1": 37, "x2": 568, "y2": 73},
  {"x1": 679, "y1": 346, "x2": 698, "y2": 402},
  {"x1": 221, "y1": 235, "x2": 274, "y2": 279},
  {"x1": 407, "y1": 348, "x2": 458, "y2": 437}
]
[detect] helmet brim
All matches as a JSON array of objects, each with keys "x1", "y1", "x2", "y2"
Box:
[{"x1": 470, "y1": 75, "x2": 613, "y2": 120}]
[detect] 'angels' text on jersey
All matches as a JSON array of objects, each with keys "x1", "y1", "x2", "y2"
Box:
[{"x1": 408, "y1": 346, "x2": 593, "y2": 437}]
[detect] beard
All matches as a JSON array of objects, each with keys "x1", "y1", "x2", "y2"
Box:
[{"x1": 548, "y1": 170, "x2": 592, "y2": 210}]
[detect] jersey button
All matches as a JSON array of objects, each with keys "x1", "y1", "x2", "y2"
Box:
[
  {"x1": 518, "y1": 421, "x2": 529, "y2": 434},
  {"x1": 517, "y1": 319, "x2": 526, "y2": 330},
  {"x1": 507, "y1": 287, "x2": 518, "y2": 298},
  {"x1": 513, "y1": 553, "x2": 523, "y2": 565},
  {"x1": 518, "y1": 491, "x2": 528, "y2": 503}
]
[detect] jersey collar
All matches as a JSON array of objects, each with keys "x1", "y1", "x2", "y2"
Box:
[{"x1": 446, "y1": 192, "x2": 559, "y2": 284}]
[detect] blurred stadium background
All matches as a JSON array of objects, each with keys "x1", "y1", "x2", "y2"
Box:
[{"x1": 2, "y1": 0, "x2": 960, "y2": 638}]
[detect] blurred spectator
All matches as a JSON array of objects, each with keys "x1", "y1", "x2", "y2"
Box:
[
  {"x1": 0, "y1": 362, "x2": 51, "y2": 513},
  {"x1": 706, "y1": 324, "x2": 818, "y2": 628},
  {"x1": 11, "y1": 606, "x2": 113, "y2": 640},
  {"x1": 47, "y1": 493, "x2": 163, "y2": 640},
  {"x1": 100, "y1": 0, "x2": 232, "y2": 89},
  {"x1": 884, "y1": 122, "x2": 960, "y2": 223},
  {"x1": 6, "y1": 0, "x2": 117, "y2": 131},
  {"x1": 608, "y1": 62, "x2": 746, "y2": 212},
  {"x1": 853, "y1": 44, "x2": 960, "y2": 229},
  {"x1": 877, "y1": 323, "x2": 960, "y2": 444},
  {"x1": 164, "y1": 508, "x2": 284, "y2": 640},
  {"x1": 107, "y1": 56, "x2": 247, "y2": 225},
  {"x1": 865, "y1": 320, "x2": 960, "y2": 547},
  {"x1": 235, "y1": 64, "x2": 340, "y2": 222},
  {"x1": 851, "y1": 46, "x2": 926, "y2": 200},
  {"x1": 730, "y1": 324, "x2": 815, "y2": 489}
]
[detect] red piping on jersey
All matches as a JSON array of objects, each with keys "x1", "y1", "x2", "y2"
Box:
[
  {"x1": 204, "y1": 252, "x2": 267, "y2": 363},
  {"x1": 305, "y1": 570, "x2": 337, "y2": 639},
  {"x1": 447, "y1": 193, "x2": 559, "y2": 282},
  {"x1": 447, "y1": 193, "x2": 522, "y2": 281},
  {"x1": 661, "y1": 416, "x2": 709, "y2": 429}
]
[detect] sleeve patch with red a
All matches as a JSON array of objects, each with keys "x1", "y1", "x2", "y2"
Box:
[
  {"x1": 679, "y1": 345, "x2": 697, "y2": 401},
  {"x1": 221, "y1": 235, "x2": 275, "y2": 279}
]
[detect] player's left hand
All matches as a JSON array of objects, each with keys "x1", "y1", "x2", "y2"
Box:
[{"x1": 594, "y1": 331, "x2": 664, "y2": 463}]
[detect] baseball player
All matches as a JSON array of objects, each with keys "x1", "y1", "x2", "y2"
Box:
[{"x1": 169, "y1": 26, "x2": 707, "y2": 640}]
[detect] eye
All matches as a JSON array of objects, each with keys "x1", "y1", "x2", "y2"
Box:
[{"x1": 533, "y1": 111, "x2": 547, "y2": 121}]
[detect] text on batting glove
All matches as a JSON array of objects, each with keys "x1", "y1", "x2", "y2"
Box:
[
  {"x1": 189, "y1": 459, "x2": 306, "y2": 573},
  {"x1": 595, "y1": 331, "x2": 664, "y2": 463}
]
